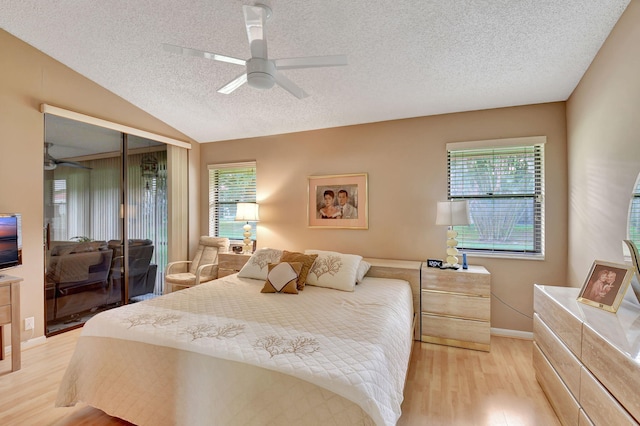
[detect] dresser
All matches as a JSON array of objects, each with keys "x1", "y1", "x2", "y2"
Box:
[
  {"x1": 420, "y1": 264, "x2": 491, "y2": 351},
  {"x1": 534, "y1": 284, "x2": 640, "y2": 425},
  {"x1": 0, "y1": 274, "x2": 22, "y2": 372},
  {"x1": 218, "y1": 253, "x2": 251, "y2": 278}
]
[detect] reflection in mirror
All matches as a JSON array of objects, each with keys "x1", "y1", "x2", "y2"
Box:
[{"x1": 44, "y1": 114, "x2": 169, "y2": 335}]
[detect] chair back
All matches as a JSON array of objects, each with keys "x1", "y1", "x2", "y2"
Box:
[{"x1": 189, "y1": 236, "x2": 230, "y2": 276}]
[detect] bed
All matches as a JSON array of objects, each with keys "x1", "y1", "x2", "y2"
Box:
[{"x1": 56, "y1": 251, "x2": 420, "y2": 426}]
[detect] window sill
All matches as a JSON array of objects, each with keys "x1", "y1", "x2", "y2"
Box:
[{"x1": 461, "y1": 251, "x2": 545, "y2": 261}]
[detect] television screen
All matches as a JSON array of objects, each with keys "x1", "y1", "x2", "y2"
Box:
[{"x1": 0, "y1": 213, "x2": 22, "y2": 271}]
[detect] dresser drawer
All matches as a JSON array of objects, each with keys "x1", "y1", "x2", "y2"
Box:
[
  {"x1": 422, "y1": 290, "x2": 490, "y2": 321},
  {"x1": 582, "y1": 324, "x2": 640, "y2": 423},
  {"x1": 0, "y1": 304, "x2": 11, "y2": 325},
  {"x1": 533, "y1": 342, "x2": 580, "y2": 426},
  {"x1": 580, "y1": 366, "x2": 638, "y2": 425},
  {"x1": 579, "y1": 409, "x2": 594, "y2": 426},
  {"x1": 0, "y1": 286, "x2": 10, "y2": 306},
  {"x1": 421, "y1": 313, "x2": 490, "y2": 346},
  {"x1": 421, "y1": 266, "x2": 490, "y2": 296},
  {"x1": 534, "y1": 285, "x2": 582, "y2": 357},
  {"x1": 534, "y1": 313, "x2": 582, "y2": 399}
]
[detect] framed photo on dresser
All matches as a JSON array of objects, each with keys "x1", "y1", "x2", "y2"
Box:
[{"x1": 577, "y1": 260, "x2": 635, "y2": 312}]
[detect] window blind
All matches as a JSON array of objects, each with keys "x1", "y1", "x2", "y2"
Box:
[
  {"x1": 208, "y1": 162, "x2": 257, "y2": 240},
  {"x1": 448, "y1": 143, "x2": 544, "y2": 255},
  {"x1": 629, "y1": 179, "x2": 640, "y2": 246}
]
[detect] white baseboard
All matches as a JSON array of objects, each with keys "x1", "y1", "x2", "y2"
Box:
[
  {"x1": 4, "y1": 336, "x2": 47, "y2": 357},
  {"x1": 491, "y1": 327, "x2": 533, "y2": 340}
]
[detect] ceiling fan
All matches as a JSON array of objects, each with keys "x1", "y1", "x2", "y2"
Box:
[
  {"x1": 44, "y1": 143, "x2": 92, "y2": 171},
  {"x1": 163, "y1": 3, "x2": 347, "y2": 99}
]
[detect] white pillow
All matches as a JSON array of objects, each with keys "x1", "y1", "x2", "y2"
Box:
[
  {"x1": 356, "y1": 260, "x2": 371, "y2": 284},
  {"x1": 238, "y1": 248, "x2": 283, "y2": 280},
  {"x1": 304, "y1": 250, "x2": 363, "y2": 292}
]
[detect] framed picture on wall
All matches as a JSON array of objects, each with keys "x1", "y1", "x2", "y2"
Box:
[
  {"x1": 308, "y1": 173, "x2": 368, "y2": 229},
  {"x1": 577, "y1": 260, "x2": 635, "y2": 312}
]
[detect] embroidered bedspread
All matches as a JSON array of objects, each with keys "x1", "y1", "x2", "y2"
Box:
[{"x1": 56, "y1": 274, "x2": 414, "y2": 425}]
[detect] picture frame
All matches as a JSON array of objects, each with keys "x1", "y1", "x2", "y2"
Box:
[
  {"x1": 308, "y1": 173, "x2": 368, "y2": 229},
  {"x1": 577, "y1": 260, "x2": 635, "y2": 312}
]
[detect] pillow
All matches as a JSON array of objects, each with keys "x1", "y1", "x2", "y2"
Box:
[
  {"x1": 238, "y1": 248, "x2": 283, "y2": 280},
  {"x1": 304, "y1": 250, "x2": 363, "y2": 292},
  {"x1": 356, "y1": 260, "x2": 371, "y2": 284},
  {"x1": 280, "y1": 251, "x2": 318, "y2": 290},
  {"x1": 261, "y1": 262, "x2": 303, "y2": 294}
]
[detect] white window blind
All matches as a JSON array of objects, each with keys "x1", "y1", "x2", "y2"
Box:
[
  {"x1": 629, "y1": 178, "x2": 640, "y2": 246},
  {"x1": 447, "y1": 140, "x2": 545, "y2": 255},
  {"x1": 208, "y1": 162, "x2": 257, "y2": 240}
]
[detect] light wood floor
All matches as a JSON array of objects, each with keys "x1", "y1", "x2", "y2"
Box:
[{"x1": 0, "y1": 330, "x2": 559, "y2": 425}]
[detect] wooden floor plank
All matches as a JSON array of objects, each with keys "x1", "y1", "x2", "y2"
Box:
[{"x1": 0, "y1": 330, "x2": 559, "y2": 425}]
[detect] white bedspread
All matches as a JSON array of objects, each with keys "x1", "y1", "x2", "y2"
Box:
[{"x1": 57, "y1": 274, "x2": 414, "y2": 425}]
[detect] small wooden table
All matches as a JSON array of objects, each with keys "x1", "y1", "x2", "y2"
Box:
[{"x1": 0, "y1": 274, "x2": 22, "y2": 372}]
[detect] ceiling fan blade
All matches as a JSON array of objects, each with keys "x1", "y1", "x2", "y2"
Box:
[
  {"x1": 243, "y1": 5, "x2": 269, "y2": 59},
  {"x1": 162, "y1": 43, "x2": 245, "y2": 66},
  {"x1": 273, "y1": 71, "x2": 309, "y2": 99},
  {"x1": 57, "y1": 160, "x2": 92, "y2": 170},
  {"x1": 274, "y1": 55, "x2": 348, "y2": 70},
  {"x1": 218, "y1": 72, "x2": 248, "y2": 94}
]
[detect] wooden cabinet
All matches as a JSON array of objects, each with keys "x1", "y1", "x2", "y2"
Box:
[
  {"x1": 218, "y1": 253, "x2": 251, "y2": 278},
  {"x1": 534, "y1": 285, "x2": 640, "y2": 425},
  {"x1": 0, "y1": 274, "x2": 22, "y2": 372},
  {"x1": 420, "y1": 265, "x2": 491, "y2": 351}
]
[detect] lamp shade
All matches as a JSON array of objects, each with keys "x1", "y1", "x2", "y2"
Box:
[
  {"x1": 435, "y1": 200, "x2": 470, "y2": 226},
  {"x1": 235, "y1": 202, "x2": 260, "y2": 222}
]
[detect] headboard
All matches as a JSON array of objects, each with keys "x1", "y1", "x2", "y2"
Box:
[{"x1": 363, "y1": 257, "x2": 422, "y2": 340}]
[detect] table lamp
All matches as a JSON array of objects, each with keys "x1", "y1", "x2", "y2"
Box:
[
  {"x1": 235, "y1": 202, "x2": 260, "y2": 254},
  {"x1": 435, "y1": 200, "x2": 470, "y2": 269}
]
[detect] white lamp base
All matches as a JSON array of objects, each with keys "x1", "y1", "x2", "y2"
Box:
[
  {"x1": 242, "y1": 223, "x2": 253, "y2": 254},
  {"x1": 443, "y1": 228, "x2": 460, "y2": 269}
]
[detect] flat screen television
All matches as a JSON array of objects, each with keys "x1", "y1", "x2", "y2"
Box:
[{"x1": 0, "y1": 213, "x2": 22, "y2": 271}]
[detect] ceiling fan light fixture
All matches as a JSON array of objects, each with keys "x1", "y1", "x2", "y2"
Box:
[{"x1": 247, "y1": 72, "x2": 275, "y2": 89}]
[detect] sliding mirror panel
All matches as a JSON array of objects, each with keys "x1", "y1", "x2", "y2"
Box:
[
  {"x1": 44, "y1": 114, "x2": 123, "y2": 335},
  {"x1": 44, "y1": 115, "x2": 170, "y2": 335}
]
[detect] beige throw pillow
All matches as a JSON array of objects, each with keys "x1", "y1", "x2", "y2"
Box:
[
  {"x1": 280, "y1": 251, "x2": 318, "y2": 290},
  {"x1": 261, "y1": 262, "x2": 303, "y2": 294}
]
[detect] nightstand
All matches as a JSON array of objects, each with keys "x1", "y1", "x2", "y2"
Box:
[
  {"x1": 420, "y1": 264, "x2": 491, "y2": 351},
  {"x1": 218, "y1": 253, "x2": 251, "y2": 278}
]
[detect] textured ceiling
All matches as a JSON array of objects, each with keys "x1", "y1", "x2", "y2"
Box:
[{"x1": 0, "y1": 0, "x2": 631, "y2": 143}]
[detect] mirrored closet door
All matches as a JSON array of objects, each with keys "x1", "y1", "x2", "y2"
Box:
[{"x1": 44, "y1": 114, "x2": 168, "y2": 335}]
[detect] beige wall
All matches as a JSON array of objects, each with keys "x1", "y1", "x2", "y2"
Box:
[
  {"x1": 566, "y1": 1, "x2": 640, "y2": 286},
  {"x1": 0, "y1": 30, "x2": 195, "y2": 343},
  {"x1": 200, "y1": 102, "x2": 568, "y2": 332}
]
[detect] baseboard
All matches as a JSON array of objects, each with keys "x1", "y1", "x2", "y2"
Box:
[
  {"x1": 4, "y1": 336, "x2": 48, "y2": 357},
  {"x1": 491, "y1": 327, "x2": 533, "y2": 340}
]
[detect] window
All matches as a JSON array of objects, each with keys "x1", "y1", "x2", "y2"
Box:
[
  {"x1": 447, "y1": 137, "x2": 545, "y2": 256},
  {"x1": 208, "y1": 162, "x2": 257, "y2": 240},
  {"x1": 629, "y1": 176, "x2": 640, "y2": 246}
]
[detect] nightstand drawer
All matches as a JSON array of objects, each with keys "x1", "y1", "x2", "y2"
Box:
[
  {"x1": 421, "y1": 265, "x2": 490, "y2": 296},
  {"x1": 421, "y1": 290, "x2": 490, "y2": 321},
  {"x1": 421, "y1": 313, "x2": 490, "y2": 347}
]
